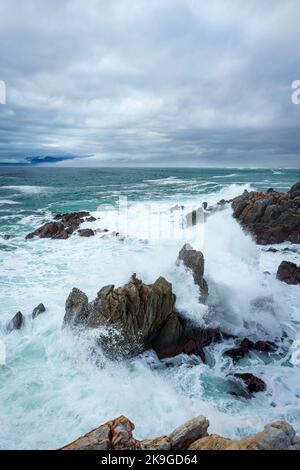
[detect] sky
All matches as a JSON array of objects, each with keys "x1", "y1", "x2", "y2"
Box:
[{"x1": 0, "y1": 0, "x2": 300, "y2": 168}]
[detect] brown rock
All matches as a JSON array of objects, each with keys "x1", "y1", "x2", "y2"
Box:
[
  {"x1": 224, "y1": 338, "x2": 276, "y2": 361},
  {"x1": 78, "y1": 229, "x2": 95, "y2": 237},
  {"x1": 231, "y1": 183, "x2": 300, "y2": 245},
  {"x1": 276, "y1": 261, "x2": 300, "y2": 285},
  {"x1": 140, "y1": 436, "x2": 171, "y2": 450},
  {"x1": 26, "y1": 221, "x2": 69, "y2": 240},
  {"x1": 64, "y1": 275, "x2": 220, "y2": 360},
  {"x1": 188, "y1": 434, "x2": 233, "y2": 450},
  {"x1": 26, "y1": 211, "x2": 92, "y2": 240},
  {"x1": 233, "y1": 373, "x2": 266, "y2": 394},
  {"x1": 169, "y1": 416, "x2": 209, "y2": 450},
  {"x1": 177, "y1": 243, "x2": 208, "y2": 296},
  {"x1": 61, "y1": 416, "x2": 140, "y2": 450}
]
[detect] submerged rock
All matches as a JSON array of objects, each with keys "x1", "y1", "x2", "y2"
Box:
[
  {"x1": 64, "y1": 275, "x2": 219, "y2": 360},
  {"x1": 224, "y1": 338, "x2": 276, "y2": 361},
  {"x1": 233, "y1": 373, "x2": 266, "y2": 394},
  {"x1": 78, "y1": 229, "x2": 95, "y2": 237},
  {"x1": 61, "y1": 415, "x2": 299, "y2": 451},
  {"x1": 277, "y1": 261, "x2": 300, "y2": 285},
  {"x1": 32, "y1": 303, "x2": 46, "y2": 319},
  {"x1": 26, "y1": 211, "x2": 93, "y2": 240},
  {"x1": 6, "y1": 311, "x2": 24, "y2": 333},
  {"x1": 177, "y1": 243, "x2": 208, "y2": 296},
  {"x1": 231, "y1": 182, "x2": 300, "y2": 244}
]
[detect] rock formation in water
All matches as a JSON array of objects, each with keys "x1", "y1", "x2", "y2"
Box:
[
  {"x1": 6, "y1": 311, "x2": 24, "y2": 333},
  {"x1": 232, "y1": 373, "x2": 266, "y2": 394},
  {"x1": 26, "y1": 211, "x2": 96, "y2": 240},
  {"x1": 231, "y1": 181, "x2": 300, "y2": 244},
  {"x1": 177, "y1": 243, "x2": 208, "y2": 296},
  {"x1": 32, "y1": 303, "x2": 46, "y2": 319},
  {"x1": 63, "y1": 273, "x2": 220, "y2": 360},
  {"x1": 224, "y1": 338, "x2": 276, "y2": 361},
  {"x1": 61, "y1": 415, "x2": 300, "y2": 451},
  {"x1": 277, "y1": 261, "x2": 300, "y2": 285}
]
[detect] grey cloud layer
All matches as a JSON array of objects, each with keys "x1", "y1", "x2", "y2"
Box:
[{"x1": 0, "y1": 0, "x2": 300, "y2": 166}]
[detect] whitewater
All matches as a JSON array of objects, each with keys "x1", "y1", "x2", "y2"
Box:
[{"x1": 0, "y1": 168, "x2": 299, "y2": 449}]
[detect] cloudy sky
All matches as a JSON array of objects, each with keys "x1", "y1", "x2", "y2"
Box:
[{"x1": 0, "y1": 0, "x2": 300, "y2": 167}]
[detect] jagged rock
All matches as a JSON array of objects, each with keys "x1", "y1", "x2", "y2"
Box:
[
  {"x1": 86, "y1": 216, "x2": 97, "y2": 222},
  {"x1": 233, "y1": 373, "x2": 266, "y2": 394},
  {"x1": 61, "y1": 415, "x2": 299, "y2": 451},
  {"x1": 224, "y1": 338, "x2": 276, "y2": 361},
  {"x1": 78, "y1": 229, "x2": 95, "y2": 237},
  {"x1": 1, "y1": 234, "x2": 10, "y2": 240},
  {"x1": 26, "y1": 221, "x2": 69, "y2": 240},
  {"x1": 169, "y1": 416, "x2": 209, "y2": 450},
  {"x1": 64, "y1": 288, "x2": 90, "y2": 328},
  {"x1": 26, "y1": 211, "x2": 92, "y2": 240},
  {"x1": 64, "y1": 275, "x2": 220, "y2": 360},
  {"x1": 177, "y1": 243, "x2": 208, "y2": 296},
  {"x1": 32, "y1": 303, "x2": 46, "y2": 319},
  {"x1": 231, "y1": 183, "x2": 300, "y2": 244},
  {"x1": 61, "y1": 416, "x2": 140, "y2": 450},
  {"x1": 6, "y1": 311, "x2": 24, "y2": 333},
  {"x1": 277, "y1": 261, "x2": 300, "y2": 285}
]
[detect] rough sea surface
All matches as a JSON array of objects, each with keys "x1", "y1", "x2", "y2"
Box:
[{"x1": 0, "y1": 167, "x2": 300, "y2": 449}]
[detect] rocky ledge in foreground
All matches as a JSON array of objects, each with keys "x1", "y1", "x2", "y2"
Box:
[
  {"x1": 61, "y1": 415, "x2": 300, "y2": 451},
  {"x1": 231, "y1": 181, "x2": 300, "y2": 245},
  {"x1": 63, "y1": 273, "x2": 220, "y2": 360},
  {"x1": 26, "y1": 211, "x2": 96, "y2": 240}
]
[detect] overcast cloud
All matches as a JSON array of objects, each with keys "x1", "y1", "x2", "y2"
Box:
[{"x1": 0, "y1": 0, "x2": 300, "y2": 167}]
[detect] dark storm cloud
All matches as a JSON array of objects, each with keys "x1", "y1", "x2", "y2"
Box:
[{"x1": 0, "y1": 0, "x2": 300, "y2": 167}]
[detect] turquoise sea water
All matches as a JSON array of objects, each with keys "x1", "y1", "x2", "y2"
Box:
[{"x1": 0, "y1": 167, "x2": 300, "y2": 449}]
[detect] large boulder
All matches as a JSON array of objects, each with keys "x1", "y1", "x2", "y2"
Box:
[
  {"x1": 177, "y1": 244, "x2": 208, "y2": 296},
  {"x1": 169, "y1": 416, "x2": 209, "y2": 450},
  {"x1": 26, "y1": 211, "x2": 93, "y2": 240},
  {"x1": 277, "y1": 261, "x2": 300, "y2": 285},
  {"x1": 231, "y1": 183, "x2": 300, "y2": 244},
  {"x1": 63, "y1": 275, "x2": 220, "y2": 360}
]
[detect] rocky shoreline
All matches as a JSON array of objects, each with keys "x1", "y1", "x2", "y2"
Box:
[
  {"x1": 4, "y1": 181, "x2": 300, "y2": 450},
  {"x1": 61, "y1": 415, "x2": 300, "y2": 451}
]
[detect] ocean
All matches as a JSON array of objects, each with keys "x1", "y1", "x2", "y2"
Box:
[{"x1": 0, "y1": 167, "x2": 300, "y2": 449}]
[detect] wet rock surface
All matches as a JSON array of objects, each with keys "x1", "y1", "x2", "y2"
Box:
[
  {"x1": 231, "y1": 182, "x2": 300, "y2": 244},
  {"x1": 277, "y1": 261, "x2": 300, "y2": 285},
  {"x1": 64, "y1": 274, "x2": 220, "y2": 360},
  {"x1": 233, "y1": 373, "x2": 266, "y2": 394},
  {"x1": 26, "y1": 211, "x2": 94, "y2": 240},
  {"x1": 32, "y1": 303, "x2": 46, "y2": 319},
  {"x1": 177, "y1": 243, "x2": 208, "y2": 296},
  {"x1": 224, "y1": 338, "x2": 276, "y2": 361},
  {"x1": 6, "y1": 311, "x2": 24, "y2": 333}
]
